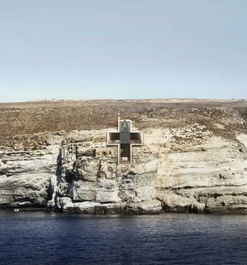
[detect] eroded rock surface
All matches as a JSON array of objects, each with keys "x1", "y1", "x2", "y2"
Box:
[
  {"x1": 51, "y1": 126, "x2": 247, "y2": 214},
  {"x1": 0, "y1": 136, "x2": 62, "y2": 208}
]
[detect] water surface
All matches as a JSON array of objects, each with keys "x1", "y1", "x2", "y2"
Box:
[{"x1": 0, "y1": 211, "x2": 247, "y2": 265}]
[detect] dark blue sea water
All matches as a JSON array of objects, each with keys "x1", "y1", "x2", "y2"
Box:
[{"x1": 0, "y1": 211, "x2": 247, "y2": 265}]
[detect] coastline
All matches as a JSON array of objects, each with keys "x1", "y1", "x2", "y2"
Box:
[{"x1": 0, "y1": 99, "x2": 247, "y2": 215}]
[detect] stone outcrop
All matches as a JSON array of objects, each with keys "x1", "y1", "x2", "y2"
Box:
[
  {"x1": 0, "y1": 136, "x2": 62, "y2": 208},
  {"x1": 51, "y1": 125, "x2": 247, "y2": 214},
  {"x1": 0, "y1": 100, "x2": 247, "y2": 214},
  {"x1": 53, "y1": 129, "x2": 161, "y2": 214}
]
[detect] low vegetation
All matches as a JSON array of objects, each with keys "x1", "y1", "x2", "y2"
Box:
[{"x1": 0, "y1": 99, "x2": 246, "y2": 150}]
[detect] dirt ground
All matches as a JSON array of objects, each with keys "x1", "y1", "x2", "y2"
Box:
[{"x1": 0, "y1": 99, "x2": 246, "y2": 150}]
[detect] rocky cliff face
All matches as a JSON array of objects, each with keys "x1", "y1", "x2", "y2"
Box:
[
  {"x1": 0, "y1": 99, "x2": 247, "y2": 214},
  {"x1": 0, "y1": 137, "x2": 62, "y2": 208}
]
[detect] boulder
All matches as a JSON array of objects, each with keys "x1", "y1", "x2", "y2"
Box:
[
  {"x1": 126, "y1": 200, "x2": 162, "y2": 214},
  {"x1": 57, "y1": 197, "x2": 74, "y2": 212}
]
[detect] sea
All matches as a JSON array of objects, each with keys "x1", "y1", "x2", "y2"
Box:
[{"x1": 0, "y1": 211, "x2": 247, "y2": 265}]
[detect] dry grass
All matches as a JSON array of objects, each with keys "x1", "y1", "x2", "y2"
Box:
[{"x1": 0, "y1": 99, "x2": 246, "y2": 149}]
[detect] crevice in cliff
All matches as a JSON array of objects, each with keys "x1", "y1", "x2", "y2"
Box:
[
  {"x1": 47, "y1": 148, "x2": 62, "y2": 209},
  {"x1": 156, "y1": 183, "x2": 247, "y2": 191}
]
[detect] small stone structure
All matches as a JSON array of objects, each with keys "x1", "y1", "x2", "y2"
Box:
[{"x1": 107, "y1": 115, "x2": 143, "y2": 164}]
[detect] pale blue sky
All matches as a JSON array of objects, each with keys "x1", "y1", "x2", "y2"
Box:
[{"x1": 0, "y1": 0, "x2": 247, "y2": 102}]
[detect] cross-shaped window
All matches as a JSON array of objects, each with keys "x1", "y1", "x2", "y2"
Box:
[{"x1": 107, "y1": 119, "x2": 143, "y2": 164}]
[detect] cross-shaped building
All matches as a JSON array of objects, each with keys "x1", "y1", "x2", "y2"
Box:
[{"x1": 107, "y1": 115, "x2": 143, "y2": 164}]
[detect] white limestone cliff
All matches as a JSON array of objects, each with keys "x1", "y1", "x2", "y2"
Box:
[{"x1": 1, "y1": 123, "x2": 246, "y2": 214}]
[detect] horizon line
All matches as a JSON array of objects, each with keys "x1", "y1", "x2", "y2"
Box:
[{"x1": 0, "y1": 97, "x2": 246, "y2": 104}]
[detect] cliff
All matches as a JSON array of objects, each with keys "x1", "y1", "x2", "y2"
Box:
[{"x1": 0, "y1": 99, "x2": 247, "y2": 214}]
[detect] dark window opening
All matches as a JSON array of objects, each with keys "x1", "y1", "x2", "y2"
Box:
[
  {"x1": 120, "y1": 144, "x2": 130, "y2": 163},
  {"x1": 108, "y1": 132, "x2": 120, "y2": 144},
  {"x1": 130, "y1": 133, "x2": 142, "y2": 144}
]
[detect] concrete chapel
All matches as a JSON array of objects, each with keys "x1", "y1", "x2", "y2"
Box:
[{"x1": 106, "y1": 115, "x2": 143, "y2": 164}]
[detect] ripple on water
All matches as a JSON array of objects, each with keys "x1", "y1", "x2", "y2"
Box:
[{"x1": 0, "y1": 211, "x2": 247, "y2": 265}]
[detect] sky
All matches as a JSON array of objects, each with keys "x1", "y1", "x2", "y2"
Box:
[{"x1": 0, "y1": 0, "x2": 247, "y2": 102}]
